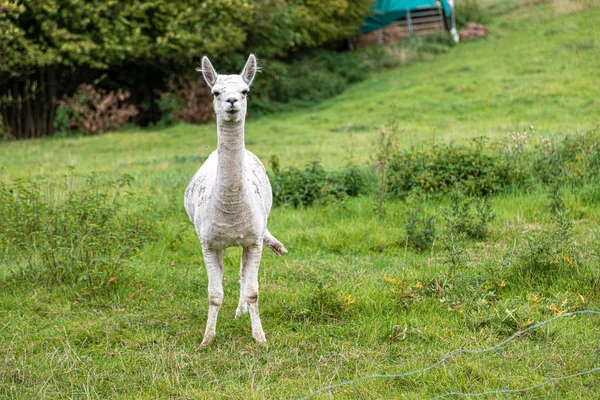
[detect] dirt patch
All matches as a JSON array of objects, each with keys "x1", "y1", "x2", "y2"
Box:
[{"x1": 459, "y1": 23, "x2": 489, "y2": 41}]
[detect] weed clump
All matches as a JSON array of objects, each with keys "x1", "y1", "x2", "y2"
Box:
[
  {"x1": 373, "y1": 110, "x2": 401, "y2": 217},
  {"x1": 0, "y1": 173, "x2": 155, "y2": 296},
  {"x1": 285, "y1": 282, "x2": 358, "y2": 322},
  {"x1": 444, "y1": 193, "x2": 495, "y2": 240},
  {"x1": 384, "y1": 276, "x2": 424, "y2": 308},
  {"x1": 270, "y1": 161, "x2": 367, "y2": 208},
  {"x1": 516, "y1": 212, "x2": 579, "y2": 278},
  {"x1": 403, "y1": 207, "x2": 437, "y2": 252}
]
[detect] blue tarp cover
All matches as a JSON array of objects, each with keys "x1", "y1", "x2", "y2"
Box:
[{"x1": 361, "y1": 0, "x2": 452, "y2": 33}]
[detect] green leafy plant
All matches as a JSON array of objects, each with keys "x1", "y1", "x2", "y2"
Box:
[
  {"x1": 403, "y1": 207, "x2": 437, "y2": 252},
  {"x1": 387, "y1": 140, "x2": 506, "y2": 198},
  {"x1": 516, "y1": 212, "x2": 579, "y2": 278},
  {"x1": 286, "y1": 282, "x2": 358, "y2": 322},
  {"x1": 444, "y1": 193, "x2": 495, "y2": 240},
  {"x1": 270, "y1": 161, "x2": 367, "y2": 207}
]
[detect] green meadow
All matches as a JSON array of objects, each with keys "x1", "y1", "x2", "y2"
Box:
[{"x1": 1, "y1": 1, "x2": 599, "y2": 398}]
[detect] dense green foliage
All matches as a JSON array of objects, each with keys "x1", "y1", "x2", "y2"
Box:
[
  {"x1": 0, "y1": 0, "x2": 371, "y2": 75},
  {"x1": 386, "y1": 130, "x2": 600, "y2": 198},
  {"x1": 270, "y1": 160, "x2": 368, "y2": 207},
  {"x1": 0, "y1": 0, "x2": 372, "y2": 137}
]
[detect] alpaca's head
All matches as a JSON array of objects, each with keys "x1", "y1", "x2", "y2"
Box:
[{"x1": 199, "y1": 54, "x2": 258, "y2": 123}]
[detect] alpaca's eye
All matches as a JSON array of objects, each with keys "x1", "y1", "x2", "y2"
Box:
[
  {"x1": 241, "y1": 90, "x2": 248, "y2": 96},
  {"x1": 212, "y1": 91, "x2": 220, "y2": 97}
]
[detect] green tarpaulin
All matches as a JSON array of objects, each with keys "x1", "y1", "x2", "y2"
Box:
[{"x1": 361, "y1": 0, "x2": 453, "y2": 33}]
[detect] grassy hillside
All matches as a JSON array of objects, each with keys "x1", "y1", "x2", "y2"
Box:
[
  {"x1": 1, "y1": 2, "x2": 599, "y2": 178},
  {"x1": 1, "y1": 1, "x2": 599, "y2": 399}
]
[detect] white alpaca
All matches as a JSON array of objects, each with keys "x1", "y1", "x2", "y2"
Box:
[{"x1": 184, "y1": 54, "x2": 287, "y2": 346}]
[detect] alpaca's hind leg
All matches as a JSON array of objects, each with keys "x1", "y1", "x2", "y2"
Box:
[
  {"x1": 242, "y1": 244, "x2": 266, "y2": 343},
  {"x1": 201, "y1": 245, "x2": 223, "y2": 347},
  {"x1": 236, "y1": 248, "x2": 249, "y2": 318}
]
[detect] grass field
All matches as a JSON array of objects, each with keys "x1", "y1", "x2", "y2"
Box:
[{"x1": 1, "y1": 1, "x2": 600, "y2": 399}]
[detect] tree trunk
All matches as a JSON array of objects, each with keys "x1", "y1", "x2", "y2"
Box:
[{"x1": 1, "y1": 68, "x2": 60, "y2": 139}]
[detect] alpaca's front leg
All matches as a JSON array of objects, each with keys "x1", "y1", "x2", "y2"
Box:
[
  {"x1": 201, "y1": 245, "x2": 224, "y2": 347},
  {"x1": 242, "y1": 244, "x2": 266, "y2": 343}
]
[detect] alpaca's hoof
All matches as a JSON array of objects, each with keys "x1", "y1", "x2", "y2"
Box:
[
  {"x1": 270, "y1": 244, "x2": 287, "y2": 257},
  {"x1": 275, "y1": 244, "x2": 288, "y2": 257},
  {"x1": 236, "y1": 301, "x2": 249, "y2": 318},
  {"x1": 200, "y1": 333, "x2": 215, "y2": 347},
  {"x1": 253, "y1": 330, "x2": 267, "y2": 344}
]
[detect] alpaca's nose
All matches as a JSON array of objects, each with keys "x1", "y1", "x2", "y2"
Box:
[{"x1": 225, "y1": 97, "x2": 237, "y2": 105}]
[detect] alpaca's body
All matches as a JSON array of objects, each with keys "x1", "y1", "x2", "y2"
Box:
[
  {"x1": 184, "y1": 55, "x2": 285, "y2": 346},
  {"x1": 184, "y1": 148, "x2": 271, "y2": 249}
]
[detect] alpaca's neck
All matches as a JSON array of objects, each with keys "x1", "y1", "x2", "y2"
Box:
[{"x1": 215, "y1": 120, "x2": 246, "y2": 205}]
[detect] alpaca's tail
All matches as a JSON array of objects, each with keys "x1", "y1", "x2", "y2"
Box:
[{"x1": 264, "y1": 229, "x2": 287, "y2": 257}]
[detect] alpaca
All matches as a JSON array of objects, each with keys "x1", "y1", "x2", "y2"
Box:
[{"x1": 184, "y1": 54, "x2": 287, "y2": 346}]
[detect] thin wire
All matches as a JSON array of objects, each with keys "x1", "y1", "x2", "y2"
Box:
[
  {"x1": 430, "y1": 368, "x2": 600, "y2": 399},
  {"x1": 299, "y1": 310, "x2": 600, "y2": 400}
]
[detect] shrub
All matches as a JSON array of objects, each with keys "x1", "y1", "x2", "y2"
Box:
[
  {"x1": 55, "y1": 84, "x2": 139, "y2": 135},
  {"x1": 156, "y1": 75, "x2": 213, "y2": 126},
  {"x1": 384, "y1": 128, "x2": 600, "y2": 200},
  {"x1": 250, "y1": 49, "x2": 370, "y2": 114},
  {"x1": 270, "y1": 161, "x2": 367, "y2": 207},
  {"x1": 403, "y1": 208, "x2": 437, "y2": 252},
  {"x1": 0, "y1": 114, "x2": 10, "y2": 140},
  {"x1": 443, "y1": 193, "x2": 495, "y2": 240},
  {"x1": 516, "y1": 212, "x2": 579, "y2": 278},
  {"x1": 555, "y1": 130, "x2": 600, "y2": 183},
  {"x1": 0, "y1": 173, "x2": 155, "y2": 296},
  {"x1": 387, "y1": 141, "x2": 506, "y2": 198}
]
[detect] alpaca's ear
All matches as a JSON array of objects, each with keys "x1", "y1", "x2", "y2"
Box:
[
  {"x1": 197, "y1": 56, "x2": 218, "y2": 88},
  {"x1": 240, "y1": 54, "x2": 258, "y2": 86}
]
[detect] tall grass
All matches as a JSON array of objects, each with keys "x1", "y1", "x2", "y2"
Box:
[{"x1": 0, "y1": 172, "x2": 155, "y2": 297}]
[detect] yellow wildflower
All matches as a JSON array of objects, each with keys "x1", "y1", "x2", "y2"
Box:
[{"x1": 384, "y1": 275, "x2": 397, "y2": 285}]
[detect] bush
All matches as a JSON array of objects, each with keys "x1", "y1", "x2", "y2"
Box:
[
  {"x1": 555, "y1": 130, "x2": 600, "y2": 183},
  {"x1": 250, "y1": 49, "x2": 371, "y2": 115},
  {"x1": 443, "y1": 193, "x2": 495, "y2": 240},
  {"x1": 403, "y1": 207, "x2": 437, "y2": 252},
  {"x1": 270, "y1": 161, "x2": 367, "y2": 207},
  {"x1": 387, "y1": 141, "x2": 506, "y2": 198},
  {"x1": 384, "y1": 128, "x2": 600, "y2": 200},
  {"x1": 516, "y1": 212, "x2": 579, "y2": 278},
  {"x1": 0, "y1": 173, "x2": 155, "y2": 296},
  {"x1": 0, "y1": 114, "x2": 12, "y2": 140},
  {"x1": 156, "y1": 75, "x2": 213, "y2": 126},
  {"x1": 55, "y1": 84, "x2": 139, "y2": 135}
]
